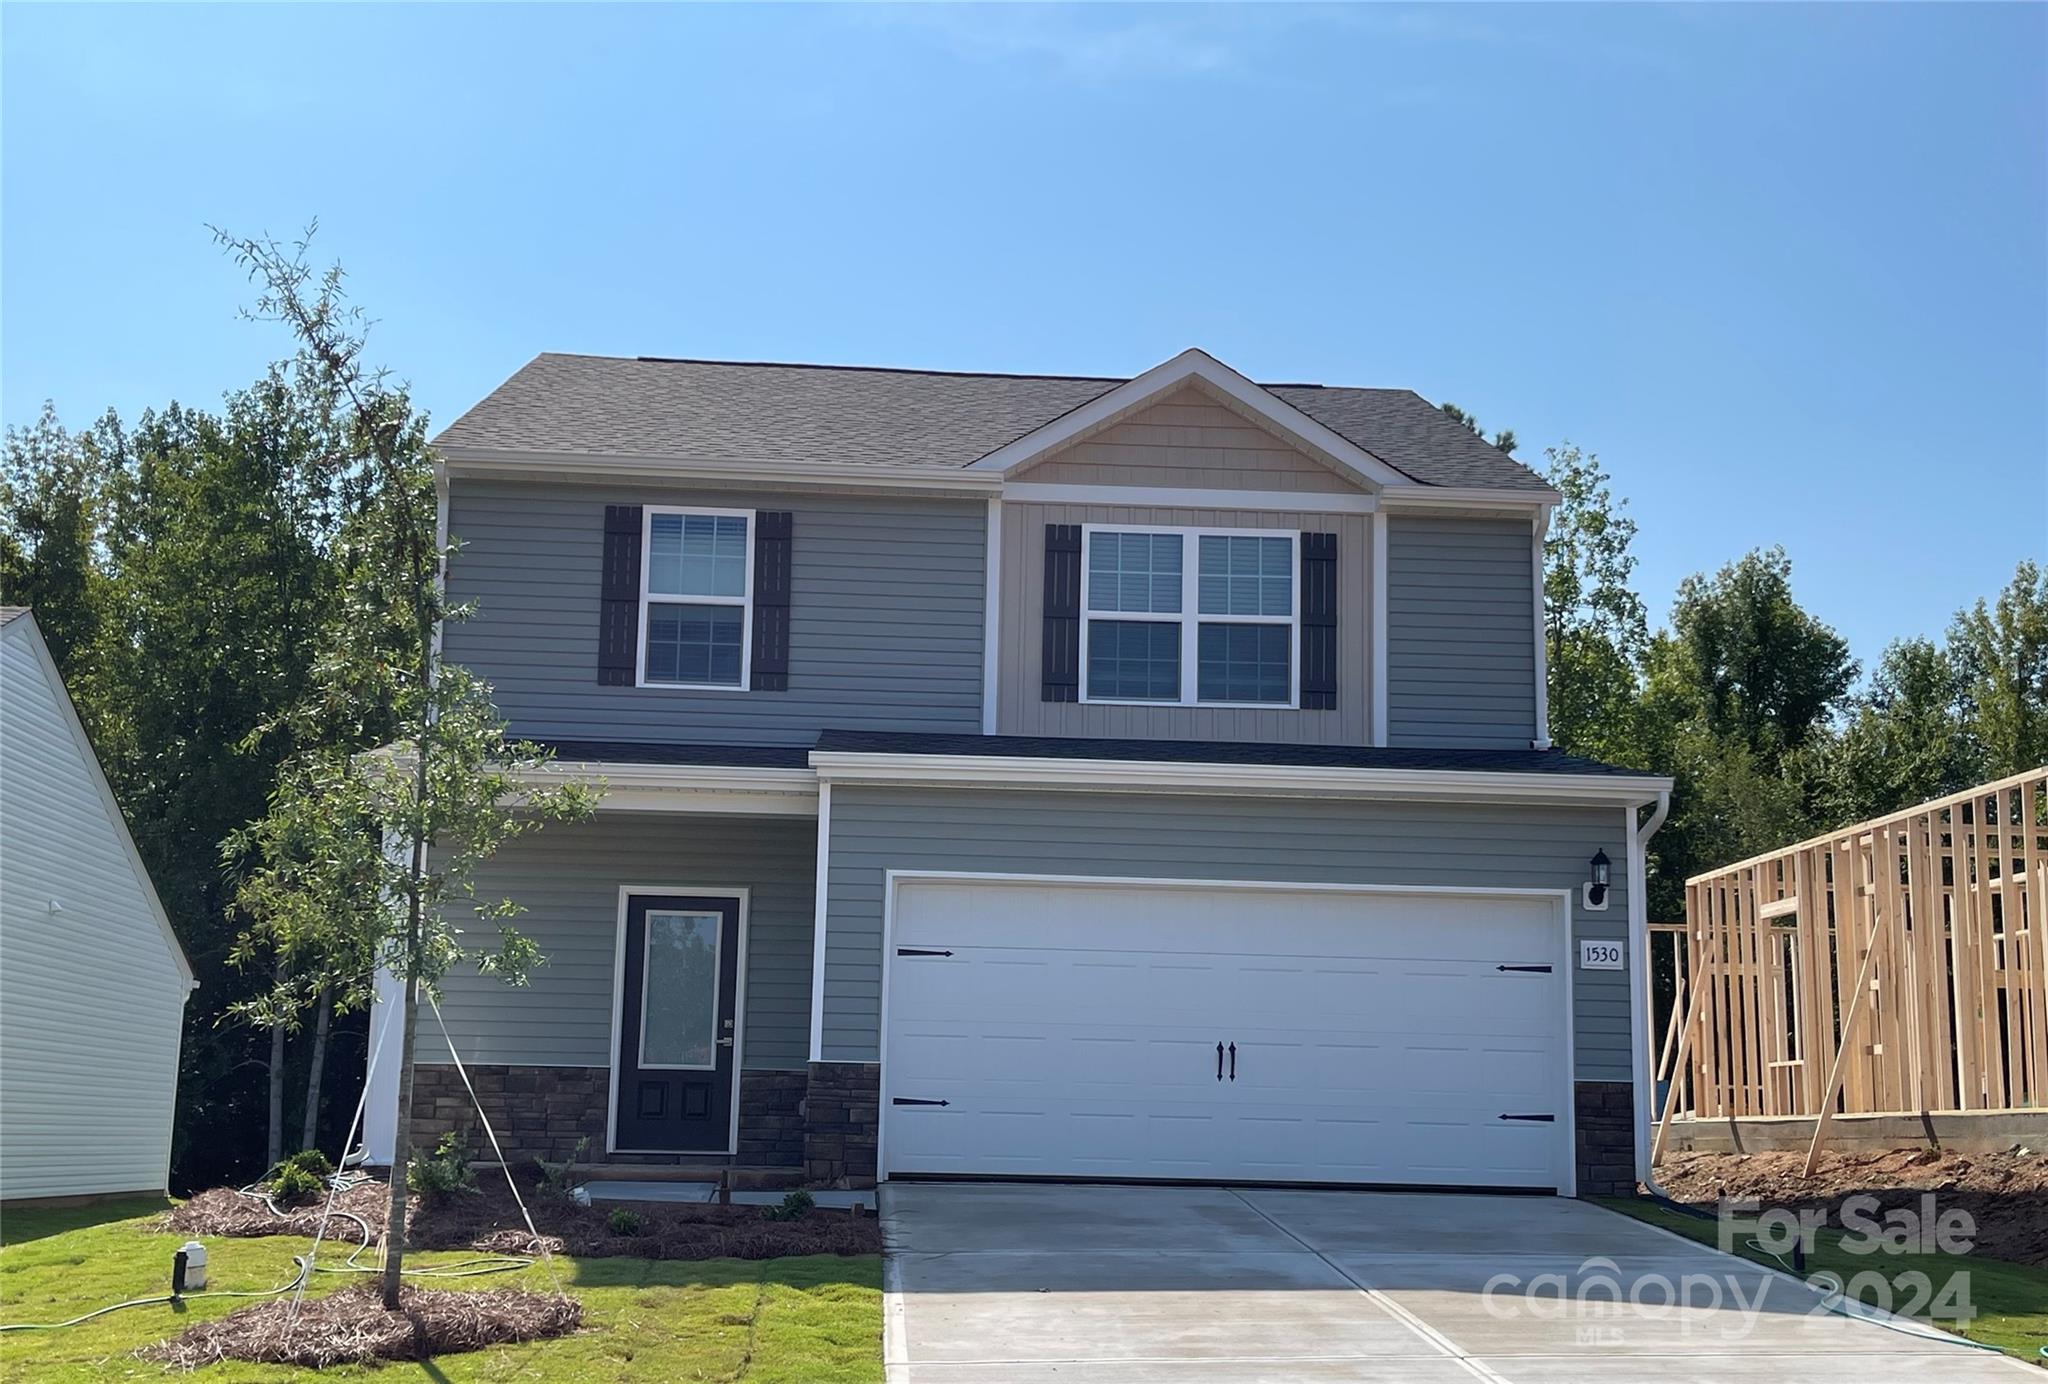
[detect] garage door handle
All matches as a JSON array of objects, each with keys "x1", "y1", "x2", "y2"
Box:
[
  {"x1": 897, "y1": 947, "x2": 953, "y2": 957},
  {"x1": 1496, "y1": 964, "x2": 1553, "y2": 973},
  {"x1": 1216, "y1": 1042, "x2": 1224, "y2": 1081},
  {"x1": 1498, "y1": 1113, "x2": 1556, "y2": 1122},
  {"x1": 1228, "y1": 1042, "x2": 1236, "y2": 1081},
  {"x1": 893, "y1": 1097, "x2": 950, "y2": 1107}
]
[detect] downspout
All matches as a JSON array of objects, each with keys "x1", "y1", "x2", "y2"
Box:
[{"x1": 1629, "y1": 789, "x2": 1674, "y2": 1198}]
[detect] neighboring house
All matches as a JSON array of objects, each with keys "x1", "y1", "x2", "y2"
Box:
[
  {"x1": 0, "y1": 607, "x2": 195, "y2": 1202},
  {"x1": 362, "y1": 348, "x2": 1672, "y2": 1198}
]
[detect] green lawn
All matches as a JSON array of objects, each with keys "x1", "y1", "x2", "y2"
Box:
[
  {"x1": 0, "y1": 1197, "x2": 882, "y2": 1382},
  {"x1": 1595, "y1": 1195, "x2": 2048, "y2": 1366}
]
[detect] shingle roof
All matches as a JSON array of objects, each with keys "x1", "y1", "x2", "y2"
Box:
[
  {"x1": 434, "y1": 354, "x2": 1549, "y2": 491},
  {"x1": 818, "y1": 730, "x2": 1654, "y2": 778}
]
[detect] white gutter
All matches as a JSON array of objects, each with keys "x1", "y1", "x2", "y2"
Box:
[{"x1": 811, "y1": 750, "x2": 1672, "y2": 806}]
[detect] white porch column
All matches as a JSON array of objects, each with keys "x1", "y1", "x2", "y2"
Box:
[{"x1": 360, "y1": 964, "x2": 407, "y2": 1166}]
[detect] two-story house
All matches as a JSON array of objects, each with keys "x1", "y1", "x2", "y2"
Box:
[{"x1": 360, "y1": 349, "x2": 1671, "y2": 1198}]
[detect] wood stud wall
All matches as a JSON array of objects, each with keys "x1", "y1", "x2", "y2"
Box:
[{"x1": 1654, "y1": 768, "x2": 2048, "y2": 1138}]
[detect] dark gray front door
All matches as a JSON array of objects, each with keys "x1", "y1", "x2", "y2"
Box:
[{"x1": 615, "y1": 893, "x2": 740, "y2": 1151}]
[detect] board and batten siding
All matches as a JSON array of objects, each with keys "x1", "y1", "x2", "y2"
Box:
[
  {"x1": 1385, "y1": 514, "x2": 1539, "y2": 750},
  {"x1": 0, "y1": 618, "x2": 190, "y2": 1200},
  {"x1": 1013, "y1": 387, "x2": 1360, "y2": 493},
  {"x1": 995, "y1": 501, "x2": 1373, "y2": 744},
  {"x1": 417, "y1": 813, "x2": 816, "y2": 1071},
  {"x1": 444, "y1": 479, "x2": 986, "y2": 745},
  {"x1": 821, "y1": 787, "x2": 1634, "y2": 1082}
]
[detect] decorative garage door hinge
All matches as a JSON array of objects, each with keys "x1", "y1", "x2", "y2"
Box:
[
  {"x1": 1495, "y1": 964, "x2": 1553, "y2": 973},
  {"x1": 896, "y1": 947, "x2": 954, "y2": 957},
  {"x1": 1497, "y1": 1113, "x2": 1556, "y2": 1122},
  {"x1": 892, "y1": 1097, "x2": 951, "y2": 1107}
]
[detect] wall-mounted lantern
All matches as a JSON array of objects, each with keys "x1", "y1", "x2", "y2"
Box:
[{"x1": 1583, "y1": 849, "x2": 1612, "y2": 911}]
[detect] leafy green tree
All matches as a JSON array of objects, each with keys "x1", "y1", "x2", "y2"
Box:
[
  {"x1": 1439, "y1": 401, "x2": 1517, "y2": 455},
  {"x1": 1541, "y1": 444, "x2": 1649, "y2": 765},
  {"x1": 215, "y1": 228, "x2": 597, "y2": 1305},
  {"x1": 1949, "y1": 560, "x2": 2048, "y2": 778},
  {"x1": 1801, "y1": 637, "x2": 1971, "y2": 826},
  {"x1": 0, "y1": 406, "x2": 121, "y2": 680}
]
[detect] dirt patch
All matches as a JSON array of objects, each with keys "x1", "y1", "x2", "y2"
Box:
[
  {"x1": 144, "y1": 1284, "x2": 580, "y2": 1369},
  {"x1": 167, "y1": 1173, "x2": 882, "y2": 1261},
  {"x1": 1655, "y1": 1147, "x2": 2048, "y2": 1267}
]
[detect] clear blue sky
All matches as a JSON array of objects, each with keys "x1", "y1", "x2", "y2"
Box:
[{"x1": 5, "y1": 4, "x2": 2043, "y2": 670}]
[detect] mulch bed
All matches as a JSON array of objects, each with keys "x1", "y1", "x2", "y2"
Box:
[
  {"x1": 143, "y1": 1284, "x2": 580, "y2": 1369},
  {"x1": 166, "y1": 1172, "x2": 881, "y2": 1261},
  {"x1": 1656, "y1": 1147, "x2": 2048, "y2": 1267}
]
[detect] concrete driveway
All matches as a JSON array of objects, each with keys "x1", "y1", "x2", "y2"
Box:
[{"x1": 880, "y1": 1183, "x2": 2027, "y2": 1382}]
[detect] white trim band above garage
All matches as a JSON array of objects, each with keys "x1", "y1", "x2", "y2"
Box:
[
  {"x1": 517, "y1": 759, "x2": 819, "y2": 815},
  {"x1": 811, "y1": 751, "x2": 1672, "y2": 806}
]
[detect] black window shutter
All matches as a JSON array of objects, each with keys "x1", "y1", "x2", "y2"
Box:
[
  {"x1": 1300, "y1": 531, "x2": 1338, "y2": 710},
  {"x1": 1042, "y1": 523, "x2": 1082, "y2": 702},
  {"x1": 598, "y1": 504, "x2": 643, "y2": 685},
  {"x1": 751, "y1": 511, "x2": 793, "y2": 691}
]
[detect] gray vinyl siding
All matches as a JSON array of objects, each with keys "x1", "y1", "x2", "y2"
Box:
[
  {"x1": 417, "y1": 812, "x2": 816, "y2": 1071},
  {"x1": 445, "y1": 479, "x2": 985, "y2": 745},
  {"x1": 1386, "y1": 515, "x2": 1539, "y2": 749},
  {"x1": 995, "y1": 501, "x2": 1373, "y2": 744},
  {"x1": 0, "y1": 621, "x2": 189, "y2": 1200},
  {"x1": 822, "y1": 787, "x2": 1633, "y2": 1081}
]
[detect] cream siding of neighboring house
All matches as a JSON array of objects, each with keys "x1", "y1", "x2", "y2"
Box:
[{"x1": 0, "y1": 610, "x2": 193, "y2": 1201}]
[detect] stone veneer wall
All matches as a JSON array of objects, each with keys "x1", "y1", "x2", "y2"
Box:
[
  {"x1": 803, "y1": 1062, "x2": 878, "y2": 1186},
  {"x1": 1574, "y1": 1080, "x2": 1636, "y2": 1197},
  {"x1": 408, "y1": 1064, "x2": 810, "y2": 1167}
]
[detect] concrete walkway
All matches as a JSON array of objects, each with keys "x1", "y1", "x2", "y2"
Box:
[{"x1": 880, "y1": 1183, "x2": 2028, "y2": 1382}]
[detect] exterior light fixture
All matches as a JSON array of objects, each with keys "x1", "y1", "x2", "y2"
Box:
[{"x1": 1584, "y1": 849, "x2": 1612, "y2": 911}]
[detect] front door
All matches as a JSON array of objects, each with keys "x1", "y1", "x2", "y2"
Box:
[{"x1": 614, "y1": 893, "x2": 741, "y2": 1152}]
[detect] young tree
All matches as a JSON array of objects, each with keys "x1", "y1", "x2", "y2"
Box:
[{"x1": 215, "y1": 228, "x2": 596, "y2": 1305}]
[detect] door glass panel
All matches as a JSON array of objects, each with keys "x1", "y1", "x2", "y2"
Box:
[{"x1": 640, "y1": 910, "x2": 721, "y2": 1068}]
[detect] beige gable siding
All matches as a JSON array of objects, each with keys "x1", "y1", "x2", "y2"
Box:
[
  {"x1": 995, "y1": 500, "x2": 1372, "y2": 744},
  {"x1": 0, "y1": 621, "x2": 188, "y2": 1201},
  {"x1": 1013, "y1": 387, "x2": 1364, "y2": 494}
]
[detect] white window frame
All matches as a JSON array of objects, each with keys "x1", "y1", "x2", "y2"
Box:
[
  {"x1": 636, "y1": 505, "x2": 755, "y2": 691},
  {"x1": 1078, "y1": 523, "x2": 1300, "y2": 710},
  {"x1": 635, "y1": 908, "x2": 726, "y2": 1072}
]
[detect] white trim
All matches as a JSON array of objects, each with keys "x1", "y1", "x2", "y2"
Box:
[
  {"x1": 633, "y1": 908, "x2": 726, "y2": 1071},
  {"x1": 516, "y1": 758, "x2": 818, "y2": 816},
  {"x1": 1532, "y1": 504, "x2": 1553, "y2": 750},
  {"x1": 606, "y1": 885, "x2": 750, "y2": 1156},
  {"x1": 1379, "y1": 486, "x2": 1559, "y2": 511},
  {"x1": 969, "y1": 349, "x2": 1412, "y2": 491},
  {"x1": 981, "y1": 498, "x2": 1002, "y2": 735},
  {"x1": 1, "y1": 614, "x2": 196, "y2": 989},
  {"x1": 636, "y1": 506, "x2": 755, "y2": 692},
  {"x1": 1371, "y1": 509, "x2": 1389, "y2": 746},
  {"x1": 439, "y1": 447, "x2": 1004, "y2": 496},
  {"x1": 810, "y1": 749, "x2": 1671, "y2": 806},
  {"x1": 807, "y1": 781, "x2": 834, "y2": 1063},
  {"x1": 1078, "y1": 523, "x2": 1301, "y2": 710},
  {"x1": 874, "y1": 869, "x2": 1578, "y2": 1196},
  {"x1": 1005, "y1": 482, "x2": 1378, "y2": 514},
  {"x1": 1628, "y1": 791, "x2": 1672, "y2": 1186}
]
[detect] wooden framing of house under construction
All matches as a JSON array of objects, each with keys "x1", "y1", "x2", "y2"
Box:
[{"x1": 1651, "y1": 766, "x2": 2048, "y2": 1167}]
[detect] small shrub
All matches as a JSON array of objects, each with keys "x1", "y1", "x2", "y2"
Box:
[
  {"x1": 606, "y1": 1207, "x2": 645, "y2": 1237},
  {"x1": 407, "y1": 1131, "x2": 477, "y2": 1203},
  {"x1": 282, "y1": 1148, "x2": 334, "y2": 1179},
  {"x1": 268, "y1": 1164, "x2": 325, "y2": 1204},
  {"x1": 758, "y1": 1189, "x2": 815, "y2": 1222},
  {"x1": 533, "y1": 1136, "x2": 590, "y2": 1202}
]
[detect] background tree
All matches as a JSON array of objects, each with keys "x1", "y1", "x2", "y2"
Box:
[
  {"x1": 1438, "y1": 400, "x2": 1517, "y2": 455},
  {"x1": 1541, "y1": 444, "x2": 1649, "y2": 766},
  {"x1": 215, "y1": 228, "x2": 596, "y2": 1305},
  {"x1": 1950, "y1": 560, "x2": 2048, "y2": 778},
  {"x1": 1800, "y1": 636, "x2": 1972, "y2": 827}
]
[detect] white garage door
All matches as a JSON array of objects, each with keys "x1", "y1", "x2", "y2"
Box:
[{"x1": 882, "y1": 878, "x2": 1571, "y2": 1192}]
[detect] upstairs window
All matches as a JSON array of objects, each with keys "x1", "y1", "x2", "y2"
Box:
[
  {"x1": 1080, "y1": 526, "x2": 1297, "y2": 707},
  {"x1": 641, "y1": 508, "x2": 752, "y2": 688}
]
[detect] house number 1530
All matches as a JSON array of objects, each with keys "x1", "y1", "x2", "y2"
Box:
[{"x1": 1579, "y1": 940, "x2": 1625, "y2": 970}]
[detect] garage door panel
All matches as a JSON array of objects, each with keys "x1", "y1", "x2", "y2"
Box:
[{"x1": 884, "y1": 880, "x2": 1571, "y2": 1191}]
